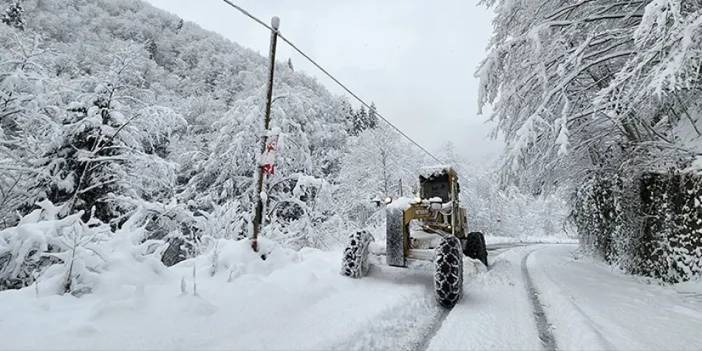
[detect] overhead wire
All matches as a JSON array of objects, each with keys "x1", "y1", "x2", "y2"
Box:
[{"x1": 220, "y1": 0, "x2": 444, "y2": 163}]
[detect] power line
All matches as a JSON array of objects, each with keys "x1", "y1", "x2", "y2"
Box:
[
  {"x1": 221, "y1": 0, "x2": 274, "y2": 31},
  {"x1": 276, "y1": 35, "x2": 443, "y2": 163},
  {"x1": 219, "y1": 0, "x2": 444, "y2": 164}
]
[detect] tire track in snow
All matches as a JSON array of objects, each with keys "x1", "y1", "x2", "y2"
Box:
[
  {"x1": 415, "y1": 305, "x2": 451, "y2": 351},
  {"x1": 330, "y1": 298, "x2": 447, "y2": 351},
  {"x1": 528, "y1": 247, "x2": 620, "y2": 350},
  {"x1": 329, "y1": 266, "x2": 447, "y2": 351},
  {"x1": 331, "y1": 264, "x2": 470, "y2": 351},
  {"x1": 416, "y1": 242, "x2": 524, "y2": 351},
  {"x1": 522, "y1": 249, "x2": 558, "y2": 351},
  {"x1": 426, "y1": 245, "x2": 548, "y2": 351},
  {"x1": 334, "y1": 244, "x2": 524, "y2": 351}
]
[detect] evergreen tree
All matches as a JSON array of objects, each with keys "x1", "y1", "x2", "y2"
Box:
[
  {"x1": 1, "y1": 1, "x2": 24, "y2": 31},
  {"x1": 350, "y1": 106, "x2": 368, "y2": 136},
  {"x1": 30, "y1": 45, "x2": 184, "y2": 225},
  {"x1": 367, "y1": 102, "x2": 378, "y2": 130},
  {"x1": 348, "y1": 103, "x2": 379, "y2": 136}
]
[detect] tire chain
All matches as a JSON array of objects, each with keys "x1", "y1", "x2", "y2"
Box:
[
  {"x1": 434, "y1": 236, "x2": 464, "y2": 307},
  {"x1": 341, "y1": 230, "x2": 374, "y2": 278}
]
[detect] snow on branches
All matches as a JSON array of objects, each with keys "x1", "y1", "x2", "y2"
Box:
[
  {"x1": 479, "y1": 0, "x2": 702, "y2": 192},
  {"x1": 481, "y1": 0, "x2": 702, "y2": 281}
]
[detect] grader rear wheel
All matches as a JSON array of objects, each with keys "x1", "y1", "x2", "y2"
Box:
[
  {"x1": 434, "y1": 236, "x2": 463, "y2": 308},
  {"x1": 464, "y1": 231, "x2": 488, "y2": 266},
  {"x1": 341, "y1": 231, "x2": 374, "y2": 278}
]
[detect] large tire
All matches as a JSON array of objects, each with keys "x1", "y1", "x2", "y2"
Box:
[
  {"x1": 464, "y1": 231, "x2": 488, "y2": 266},
  {"x1": 434, "y1": 236, "x2": 463, "y2": 308},
  {"x1": 341, "y1": 231, "x2": 374, "y2": 278}
]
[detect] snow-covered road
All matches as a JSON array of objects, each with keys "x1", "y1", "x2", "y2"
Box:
[
  {"x1": 1, "y1": 241, "x2": 700, "y2": 350},
  {"x1": 527, "y1": 245, "x2": 702, "y2": 350},
  {"x1": 430, "y1": 244, "x2": 702, "y2": 350},
  {"x1": 428, "y1": 246, "x2": 542, "y2": 350}
]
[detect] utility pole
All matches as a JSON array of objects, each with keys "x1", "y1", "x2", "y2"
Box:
[{"x1": 251, "y1": 16, "x2": 280, "y2": 252}]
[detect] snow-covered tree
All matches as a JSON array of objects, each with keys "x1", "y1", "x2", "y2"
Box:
[
  {"x1": 479, "y1": 0, "x2": 702, "y2": 281},
  {"x1": 335, "y1": 126, "x2": 424, "y2": 230},
  {"x1": 1, "y1": 1, "x2": 24, "y2": 31},
  {"x1": 478, "y1": 0, "x2": 702, "y2": 193},
  {"x1": 0, "y1": 26, "x2": 56, "y2": 228},
  {"x1": 30, "y1": 44, "x2": 184, "y2": 225},
  {"x1": 348, "y1": 103, "x2": 379, "y2": 136}
]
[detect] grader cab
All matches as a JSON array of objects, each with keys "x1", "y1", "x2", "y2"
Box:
[{"x1": 340, "y1": 166, "x2": 487, "y2": 308}]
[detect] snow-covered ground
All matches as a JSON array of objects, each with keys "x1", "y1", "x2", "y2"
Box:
[
  {"x1": 0, "y1": 238, "x2": 436, "y2": 350},
  {"x1": 527, "y1": 245, "x2": 702, "y2": 350},
  {"x1": 1, "y1": 240, "x2": 700, "y2": 350},
  {"x1": 484, "y1": 234, "x2": 578, "y2": 245},
  {"x1": 428, "y1": 246, "x2": 543, "y2": 350}
]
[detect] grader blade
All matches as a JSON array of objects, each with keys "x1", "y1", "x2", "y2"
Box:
[{"x1": 386, "y1": 206, "x2": 406, "y2": 267}]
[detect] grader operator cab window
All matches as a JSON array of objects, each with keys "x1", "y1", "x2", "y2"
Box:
[{"x1": 420, "y1": 174, "x2": 450, "y2": 202}]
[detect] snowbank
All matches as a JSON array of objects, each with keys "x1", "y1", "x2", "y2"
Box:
[
  {"x1": 385, "y1": 196, "x2": 414, "y2": 210},
  {"x1": 484, "y1": 234, "x2": 577, "y2": 245},
  {"x1": 0, "y1": 236, "x2": 444, "y2": 350},
  {"x1": 0, "y1": 201, "x2": 170, "y2": 296}
]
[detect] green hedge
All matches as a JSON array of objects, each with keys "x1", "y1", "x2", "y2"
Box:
[{"x1": 573, "y1": 170, "x2": 702, "y2": 283}]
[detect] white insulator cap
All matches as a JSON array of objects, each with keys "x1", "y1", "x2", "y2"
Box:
[{"x1": 271, "y1": 16, "x2": 280, "y2": 30}]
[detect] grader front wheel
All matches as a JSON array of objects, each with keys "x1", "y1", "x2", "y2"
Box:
[{"x1": 434, "y1": 236, "x2": 464, "y2": 308}]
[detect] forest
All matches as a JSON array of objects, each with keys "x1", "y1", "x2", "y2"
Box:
[
  {"x1": 0, "y1": 1, "x2": 701, "y2": 349},
  {"x1": 1, "y1": 0, "x2": 701, "y2": 297},
  {"x1": 0, "y1": 0, "x2": 565, "y2": 293}
]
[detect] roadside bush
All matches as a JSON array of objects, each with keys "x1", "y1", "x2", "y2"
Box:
[{"x1": 573, "y1": 170, "x2": 702, "y2": 283}]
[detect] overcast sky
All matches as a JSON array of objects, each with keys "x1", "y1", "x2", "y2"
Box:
[{"x1": 144, "y1": 0, "x2": 501, "y2": 165}]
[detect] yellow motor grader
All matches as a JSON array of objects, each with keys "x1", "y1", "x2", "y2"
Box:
[{"x1": 341, "y1": 166, "x2": 487, "y2": 308}]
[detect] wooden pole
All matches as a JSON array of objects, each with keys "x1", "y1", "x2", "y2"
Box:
[{"x1": 252, "y1": 16, "x2": 280, "y2": 252}]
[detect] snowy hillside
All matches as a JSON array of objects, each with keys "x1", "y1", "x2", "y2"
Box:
[
  {"x1": 0, "y1": 0, "x2": 569, "y2": 292},
  {"x1": 0, "y1": 0, "x2": 357, "y2": 236},
  {"x1": 0, "y1": 0, "x2": 414, "y2": 288},
  {"x1": 2, "y1": 0, "x2": 701, "y2": 350}
]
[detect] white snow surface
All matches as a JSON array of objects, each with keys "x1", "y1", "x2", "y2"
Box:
[
  {"x1": 431, "y1": 244, "x2": 702, "y2": 350},
  {"x1": 485, "y1": 234, "x2": 578, "y2": 245},
  {"x1": 1, "y1": 239, "x2": 701, "y2": 350},
  {"x1": 418, "y1": 164, "x2": 453, "y2": 178},
  {"x1": 0, "y1": 238, "x2": 446, "y2": 350},
  {"x1": 527, "y1": 245, "x2": 702, "y2": 350},
  {"x1": 428, "y1": 246, "x2": 543, "y2": 350},
  {"x1": 386, "y1": 196, "x2": 414, "y2": 210}
]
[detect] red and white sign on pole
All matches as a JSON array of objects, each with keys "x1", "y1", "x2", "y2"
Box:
[{"x1": 261, "y1": 134, "x2": 279, "y2": 176}]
